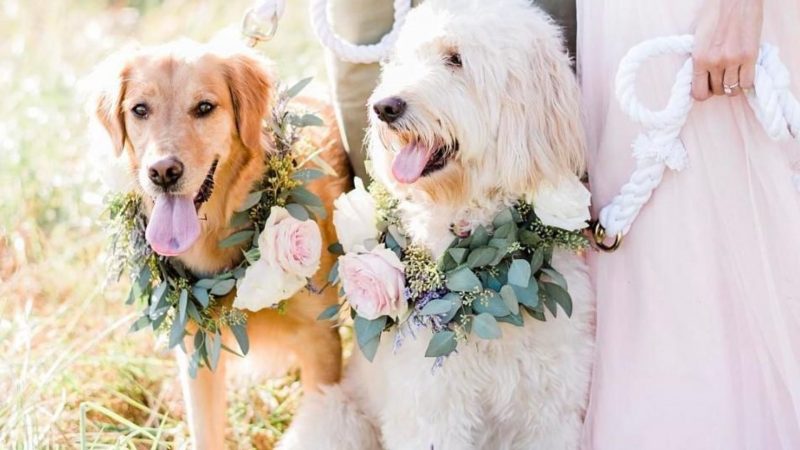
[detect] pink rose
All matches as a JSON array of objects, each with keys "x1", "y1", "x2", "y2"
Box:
[
  {"x1": 260, "y1": 206, "x2": 322, "y2": 278},
  {"x1": 233, "y1": 206, "x2": 322, "y2": 312},
  {"x1": 339, "y1": 245, "x2": 408, "y2": 320}
]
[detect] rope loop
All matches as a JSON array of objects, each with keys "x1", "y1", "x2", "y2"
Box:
[
  {"x1": 596, "y1": 35, "x2": 800, "y2": 245},
  {"x1": 310, "y1": 0, "x2": 413, "y2": 64}
]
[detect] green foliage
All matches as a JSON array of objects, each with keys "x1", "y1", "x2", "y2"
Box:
[{"x1": 335, "y1": 184, "x2": 589, "y2": 362}]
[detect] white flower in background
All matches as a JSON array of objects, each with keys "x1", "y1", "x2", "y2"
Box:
[
  {"x1": 338, "y1": 245, "x2": 407, "y2": 321},
  {"x1": 233, "y1": 206, "x2": 322, "y2": 312},
  {"x1": 333, "y1": 177, "x2": 379, "y2": 252},
  {"x1": 529, "y1": 176, "x2": 592, "y2": 231}
]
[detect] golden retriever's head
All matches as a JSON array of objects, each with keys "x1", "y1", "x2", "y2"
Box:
[
  {"x1": 367, "y1": 0, "x2": 585, "y2": 206},
  {"x1": 91, "y1": 40, "x2": 272, "y2": 256}
]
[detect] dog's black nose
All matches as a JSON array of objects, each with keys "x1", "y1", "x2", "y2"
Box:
[
  {"x1": 148, "y1": 157, "x2": 184, "y2": 189},
  {"x1": 373, "y1": 97, "x2": 407, "y2": 124}
]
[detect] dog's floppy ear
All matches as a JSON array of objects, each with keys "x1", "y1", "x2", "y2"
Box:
[
  {"x1": 223, "y1": 52, "x2": 273, "y2": 152},
  {"x1": 89, "y1": 52, "x2": 131, "y2": 157},
  {"x1": 496, "y1": 14, "x2": 585, "y2": 192}
]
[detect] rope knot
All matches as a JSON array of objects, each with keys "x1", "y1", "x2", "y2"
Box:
[{"x1": 632, "y1": 132, "x2": 688, "y2": 171}]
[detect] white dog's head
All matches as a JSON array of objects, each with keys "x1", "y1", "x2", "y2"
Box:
[{"x1": 368, "y1": 0, "x2": 585, "y2": 207}]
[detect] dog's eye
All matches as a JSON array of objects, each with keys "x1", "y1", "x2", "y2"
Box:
[
  {"x1": 445, "y1": 52, "x2": 462, "y2": 68},
  {"x1": 195, "y1": 101, "x2": 216, "y2": 118},
  {"x1": 131, "y1": 103, "x2": 149, "y2": 119}
]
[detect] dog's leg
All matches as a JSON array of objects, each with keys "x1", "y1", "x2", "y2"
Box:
[
  {"x1": 176, "y1": 350, "x2": 227, "y2": 450},
  {"x1": 293, "y1": 326, "x2": 342, "y2": 391},
  {"x1": 278, "y1": 354, "x2": 382, "y2": 450}
]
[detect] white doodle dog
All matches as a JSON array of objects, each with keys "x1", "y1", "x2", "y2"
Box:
[{"x1": 281, "y1": 0, "x2": 594, "y2": 448}]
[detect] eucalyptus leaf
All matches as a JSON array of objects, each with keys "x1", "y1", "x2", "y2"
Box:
[
  {"x1": 472, "y1": 290, "x2": 511, "y2": 317},
  {"x1": 286, "y1": 203, "x2": 310, "y2": 221},
  {"x1": 439, "y1": 252, "x2": 458, "y2": 273},
  {"x1": 542, "y1": 282, "x2": 573, "y2": 317},
  {"x1": 519, "y1": 229, "x2": 541, "y2": 246},
  {"x1": 194, "y1": 279, "x2": 217, "y2": 290},
  {"x1": 542, "y1": 268, "x2": 569, "y2": 291},
  {"x1": 290, "y1": 113, "x2": 324, "y2": 128},
  {"x1": 168, "y1": 314, "x2": 185, "y2": 349},
  {"x1": 235, "y1": 191, "x2": 263, "y2": 212},
  {"x1": 492, "y1": 208, "x2": 514, "y2": 228},
  {"x1": 286, "y1": 77, "x2": 313, "y2": 98},
  {"x1": 150, "y1": 281, "x2": 168, "y2": 306},
  {"x1": 231, "y1": 323, "x2": 249, "y2": 355},
  {"x1": 129, "y1": 315, "x2": 151, "y2": 333},
  {"x1": 317, "y1": 304, "x2": 341, "y2": 321},
  {"x1": 508, "y1": 259, "x2": 531, "y2": 287},
  {"x1": 178, "y1": 289, "x2": 188, "y2": 322},
  {"x1": 447, "y1": 248, "x2": 468, "y2": 265},
  {"x1": 530, "y1": 248, "x2": 545, "y2": 273},
  {"x1": 441, "y1": 293, "x2": 463, "y2": 323},
  {"x1": 186, "y1": 301, "x2": 203, "y2": 322},
  {"x1": 192, "y1": 287, "x2": 210, "y2": 308},
  {"x1": 304, "y1": 204, "x2": 328, "y2": 220},
  {"x1": 511, "y1": 277, "x2": 540, "y2": 308},
  {"x1": 136, "y1": 265, "x2": 152, "y2": 292},
  {"x1": 229, "y1": 210, "x2": 250, "y2": 228},
  {"x1": 292, "y1": 168, "x2": 325, "y2": 182},
  {"x1": 219, "y1": 230, "x2": 255, "y2": 249},
  {"x1": 289, "y1": 186, "x2": 323, "y2": 207},
  {"x1": 469, "y1": 226, "x2": 490, "y2": 249},
  {"x1": 328, "y1": 260, "x2": 339, "y2": 284},
  {"x1": 446, "y1": 267, "x2": 482, "y2": 292},
  {"x1": 359, "y1": 334, "x2": 381, "y2": 362},
  {"x1": 208, "y1": 332, "x2": 222, "y2": 371},
  {"x1": 497, "y1": 313, "x2": 524, "y2": 327},
  {"x1": 499, "y1": 285, "x2": 520, "y2": 315},
  {"x1": 210, "y1": 278, "x2": 236, "y2": 296},
  {"x1": 425, "y1": 330, "x2": 457, "y2": 358},
  {"x1": 466, "y1": 247, "x2": 497, "y2": 268},
  {"x1": 328, "y1": 243, "x2": 345, "y2": 256},
  {"x1": 354, "y1": 316, "x2": 387, "y2": 347},
  {"x1": 473, "y1": 313, "x2": 502, "y2": 340},
  {"x1": 419, "y1": 299, "x2": 453, "y2": 316}
]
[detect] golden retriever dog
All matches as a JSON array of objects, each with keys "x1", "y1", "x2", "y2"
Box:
[{"x1": 90, "y1": 40, "x2": 349, "y2": 449}]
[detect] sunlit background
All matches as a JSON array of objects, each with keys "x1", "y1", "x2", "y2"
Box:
[{"x1": 0, "y1": 0, "x2": 327, "y2": 447}]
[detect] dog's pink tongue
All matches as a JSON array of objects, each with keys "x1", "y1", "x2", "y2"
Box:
[
  {"x1": 145, "y1": 194, "x2": 201, "y2": 256},
  {"x1": 392, "y1": 142, "x2": 436, "y2": 184}
]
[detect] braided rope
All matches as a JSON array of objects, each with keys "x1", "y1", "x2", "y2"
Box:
[
  {"x1": 599, "y1": 34, "x2": 800, "y2": 237},
  {"x1": 310, "y1": 0, "x2": 412, "y2": 64}
]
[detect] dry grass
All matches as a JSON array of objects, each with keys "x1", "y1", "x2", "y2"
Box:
[{"x1": 0, "y1": 0, "x2": 329, "y2": 448}]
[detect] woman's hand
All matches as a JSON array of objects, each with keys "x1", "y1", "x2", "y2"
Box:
[{"x1": 691, "y1": 0, "x2": 764, "y2": 101}]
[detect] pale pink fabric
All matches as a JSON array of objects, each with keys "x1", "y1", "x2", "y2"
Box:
[{"x1": 578, "y1": 1, "x2": 800, "y2": 449}]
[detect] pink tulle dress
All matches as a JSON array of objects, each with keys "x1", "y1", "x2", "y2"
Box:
[{"x1": 577, "y1": 1, "x2": 800, "y2": 448}]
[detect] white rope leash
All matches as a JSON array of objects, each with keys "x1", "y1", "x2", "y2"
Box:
[
  {"x1": 310, "y1": 0, "x2": 412, "y2": 64},
  {"x1": 597, "y1": 34, "x2": 800, "y2": 241}
]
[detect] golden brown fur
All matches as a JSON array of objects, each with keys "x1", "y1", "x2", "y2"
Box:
[{"x1": 91, "y1": 40, "x2": 350, "y2": 449}]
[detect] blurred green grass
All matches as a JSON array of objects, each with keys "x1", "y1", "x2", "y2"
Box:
[{"x1": 0, "y1": 0, "x2": 328, "y2": 448}]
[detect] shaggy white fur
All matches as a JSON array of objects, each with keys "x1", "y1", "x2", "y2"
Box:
[{"x1": 280, "y1": 1, "x2": 594, "y2": 448}]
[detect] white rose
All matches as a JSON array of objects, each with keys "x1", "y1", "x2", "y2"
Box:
[
  {"x1": 233, "y1": 259, "x2": 306, "y2": 312},
  {"x1": 233, "y1": 206, "x2": 322, "y2": 312},
  {"x1": 530, "y1": 176, "x2": 591, "y2": 231},
  {"x1": 333, "y1": 177, "x2": 380, "y2": 252}
]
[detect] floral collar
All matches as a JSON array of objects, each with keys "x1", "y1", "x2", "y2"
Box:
[
  {"x1": 107, "y1": 79, "x2": 327, "y2": 377},
  {"x1": 321, "y1": 177, "x2": 591, "y2": 363}
]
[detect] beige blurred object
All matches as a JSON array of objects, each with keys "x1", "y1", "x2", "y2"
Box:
[{"x1": 325, "y1": 0, "x2": 576, "y2": 181}]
